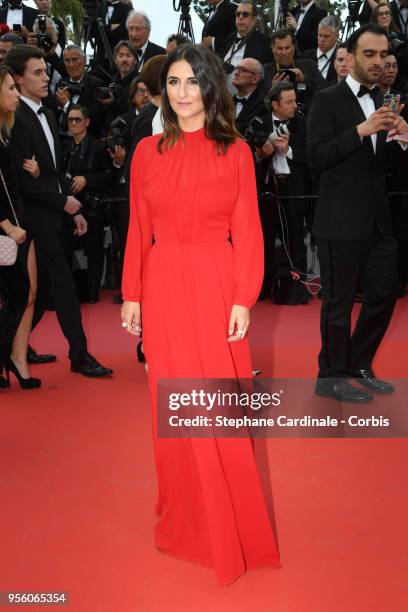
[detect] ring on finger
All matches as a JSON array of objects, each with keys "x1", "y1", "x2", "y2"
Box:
[{"x1": 121, "y1": 321, "x2": 128, "y2": 328}]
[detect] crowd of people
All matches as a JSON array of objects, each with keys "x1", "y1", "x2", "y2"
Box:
[{"x1": 0, "y1": 0, "x2": 407, "y2": 395}]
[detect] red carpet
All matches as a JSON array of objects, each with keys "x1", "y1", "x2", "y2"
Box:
[{"x1": 1, "y1": 293, "x2": 407, "y2": 611}]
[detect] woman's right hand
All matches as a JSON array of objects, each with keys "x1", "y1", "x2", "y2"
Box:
[
  {"x1": 8, "y1": 226, "x2": 26, "y2": 244},
  {"x1": 121, "y1": 301, "x2": 142, "y2": 336},
  {"x1": 23, "y1": 155, "x2": 40, "y2": 178}
]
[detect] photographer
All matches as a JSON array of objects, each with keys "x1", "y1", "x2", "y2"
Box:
[
  {"x1": 231, "y1": 58, "x2": 265, "y2": 135},
  {"x1": 34, "y1": 0, "x2": 66, "y2": 50},
  {"x1": 102, "y1": 0, "x2": 132, "y2": 50},
  {"x1": 55, "y1": 45, "x2": 105, "y2": 138},
  {"x1": 61, "y1": 105, "x2": 112, "y2": 303},
  {"x1": 262, "y1": 29, "x2": 327, "y2": 110},
  {"x1": 250, "y1": 81, "x2": 312, "y2": 302},
  {"x1": 286, "y1": 0, "x2": 327, "y2": 54},
  {"x1": 0, "y1": 1, "x2": 39, "y2": 33},
  {"x1": 27, "y1": 15, "x2": 66, "y2": 101},
  {"x1": 99, "y1": 40, "x2": 139, "y2": 135},
  {"x1": 301, "y1": 15, "x2": 341, "y2": 82}
]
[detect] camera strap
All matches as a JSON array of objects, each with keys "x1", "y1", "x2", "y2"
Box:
[{"x1": 224, "y1": 28, "x2": 256, "y2": 64}]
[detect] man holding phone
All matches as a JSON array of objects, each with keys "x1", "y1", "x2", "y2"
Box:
[
  {"x1": 307, "y1": 24, "x2": 408, "y2": 403},
  {"x1": 0, "y1": 1, "x2": 39, "y2": 33}
]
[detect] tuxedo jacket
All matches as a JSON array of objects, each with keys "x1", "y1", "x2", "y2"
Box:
[
  {"x1": 215, "y1": 29, "x2": 274, "y2": 65},
  {"x1": 291, "y1": 3, "x2": 327, "y2": 53},
  {"x1": 301, "y1": 47, "x2": 337, "y2": 83},
  {"x1": 235, "y1": 88, "x2": 267, "y2": 136},
  {"x1": 307, "y1": 79, "x2": 394, "y2": 240},
  {"x1": 202, "y1": 0, "x2": 237, "y2": 38},
  {"x1": 0, "y1": 3, "x2": 39, "y2": 31},
  {"x1": 143, "y1": 40, "x2": 166, "y2": 64},
  {"x1": 256, "y1": 112, "x2": 311, "y2": 193},
  {"x1": 55, "y1": 73, "x2": 105, "y2": 137},
  {"x1": 104, "y1": 1, "x2": 132, "y2": 49},
  {"x1": 9, "y1": 100, "x2": 67, "y2": 233}
]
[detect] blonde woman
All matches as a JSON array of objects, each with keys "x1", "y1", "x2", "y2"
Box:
[{"x1": 0, "y1": 65, "x2": 40, "y2": 389}]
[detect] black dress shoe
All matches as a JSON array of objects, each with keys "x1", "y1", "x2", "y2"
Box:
[
  {"x1": 27, "y1": 346, "x2": 57, "y2": 365},
  {"x1": 315, "y1": 378, "x2": 372, "y2": 403},
  {"x1": 71, "y1": 353, "x2": 113, "y2": 378},
  {"x1": 348, "y1": 369, "x2": 395, "y2": 394}
]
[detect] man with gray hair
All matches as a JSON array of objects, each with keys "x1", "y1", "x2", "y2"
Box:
[
  {"x1": 302, "y1": 15, "x2": 341, "y2": 82},
  {"x1": 126, "y1": 11, "x2": 165, "y2": 71}
]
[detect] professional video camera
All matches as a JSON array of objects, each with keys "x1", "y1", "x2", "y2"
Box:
[
  {"x1": 95, "y1": 82, "x2": 122, "y2": 101},
  {"x1": 348, "y1": 0, "x2": 362, "y2": 22},
  {"x1": 35, "y1": 14, "x2": 54, "y2": 52},
  {"x1": 105, "y1": 116, "x2": 128, "y2": 153},
  {"x1": 80, "y1": 0, "x2": 105, "y2": 19},
  {"x1": 276, "y1": 0, "x2": 291, "y2": 29},
  {"x1": 245, "y1": 117, "x2": 270, "y2": 148}
]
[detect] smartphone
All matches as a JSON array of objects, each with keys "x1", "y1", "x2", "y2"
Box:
[
  {"x1": 383, "y1": 92, "x2": 400, "y2": 114},
  {"x1": 12, "y1": 24, "x2": 22, "y2": 32}
]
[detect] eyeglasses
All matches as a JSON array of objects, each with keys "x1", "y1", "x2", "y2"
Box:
[
  {"x1": 378, "y1": 10, "x2": 391, "y2": 16},
  {"x1": 234, "y1": 66, "x2": 257, "y2": 75},
  {"x1": 67, "y1": 116, "x2": 84, "y2": 124},
  {"x1": 236, "y1": 11, "x2": 253, "y2": 18},
  {"x1": 135, "y1": 88, "x2": 148, "y2": 96},
  {"x1": 384, "y1": 63, "x2": 398, "y2": 69}
]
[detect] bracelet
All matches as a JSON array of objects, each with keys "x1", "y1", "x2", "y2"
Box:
[{"x1": 5, "y1": 226, "x2": 15, "y2": 236}]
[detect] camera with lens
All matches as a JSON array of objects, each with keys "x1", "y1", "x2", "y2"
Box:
[
  {"x1": 348, "y1": 0, "x2": 362, "y2": 22},
  {"x1": 96, "y1": 82, "x2": 122, "y2": 101},
  {"x1": 58, "y1": 80, "x2": 83, "y2": 97},
  {"x1": 35, "y1": 14, "x2": 54, "y2": 52},
  {"x1": 245, "y1": 116, "x2": 270, "y2": 148},
  {"x1": 105, "y1": 116, "x2": 128, "y2": 153},
  {"x1": 223, "y1": 61, "x2": 235, "y2": 75}
]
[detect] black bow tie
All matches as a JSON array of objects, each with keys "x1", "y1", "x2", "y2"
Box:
[
  {"x1": 299, "y1": 9, "x2": 305, "y2": 14},
  {"x1": 319, "y1": 53, "x2": 327, "y2": 60},
  {"x1": 274, "y1": 119, "x2": 288, "y2": 127},
  {"x1": 37, "y1": 107, "x2": 45, "y2": 115},
  {"x1": 357, "y1": 85, "x2": 379, "y2": 99},
  {"x1": 234, "y1": 96, "x2": 247, "y2": 105},
  {"x1": 9, "y1": 4, "x2": 22, "y2": 9}
]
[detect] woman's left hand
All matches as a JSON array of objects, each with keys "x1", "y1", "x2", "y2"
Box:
[
  {"x1": 228, "y1": 304, "x2": 250, "y2": 342},
  {"x1": 23, "y1": 155, "x2": 40, "y2": 178}
]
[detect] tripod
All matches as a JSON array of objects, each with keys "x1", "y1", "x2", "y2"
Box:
[
  {"x1": 81, "y1": 0, "x2": 115, "y2": 79},
  {"x1": 341, "y1": 16, "x2": 359, "y2": 42},
  {"x1": 173, "y1": 0, "x2": 195, "y2": 43}
]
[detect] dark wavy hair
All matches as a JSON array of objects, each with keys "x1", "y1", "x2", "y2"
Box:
[{"x1": 158, "y1": 44, "x2": 241, "y2": 154}]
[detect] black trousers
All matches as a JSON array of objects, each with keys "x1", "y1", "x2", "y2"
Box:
[
  {"x1": 316, "y1": 229, "x2": 399, "y2": 378},
  {"x1": 32, "y1": 230, "x2": 87, "y2": 361}
]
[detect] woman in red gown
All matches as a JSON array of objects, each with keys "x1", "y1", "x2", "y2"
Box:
[{"x1": 121, "y1": 44, "x2": 280, "y2": 586}]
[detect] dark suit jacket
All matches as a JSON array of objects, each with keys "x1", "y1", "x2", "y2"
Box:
[
  {"x1": 234, "y1": 88, "x2": 266, "y2": 135},
  {"x1": 301, "y1": 47, "x2": 337, "y2": 82},
  {"x1": 103, "y1": 1, "x2": 132, "y2": 49},
  {"x1": 215, "y1": 28, "x2": 274, "y2": 65},
  {"x1": 256, "y1": 111, "x2": 311, "y2": 193},
  {"x1": 0, "y1": 3, "x2": 39, "y2": 31},
  {"x1": 142, "y1": 40, "x2": 166, "y2": 65},
  {"x1": 306, "y1": 79, "x2": 394, "y2": 240},
  {"x1": 55, "y1": 73, "x2": 105, "y2": 137},
  {"x1": 291, "y1": 3, "x2": 327, "y2": 53},
  {"x1": 9, "y1": 100, "x2": 67, "y2": 233},
  {"x1": 61, "y1": 135, "x2": 112, "y2": 197},
  {"x1": 202, "y1": 0, "x2": 237, "y2": 38}
]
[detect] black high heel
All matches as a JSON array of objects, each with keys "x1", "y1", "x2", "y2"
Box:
[
  {"x1": 137, "y1": 341, "x2": 146, "y2": 363},
  {"x1": 5, "y1": 357, "x2": 41, "y2": 390}
]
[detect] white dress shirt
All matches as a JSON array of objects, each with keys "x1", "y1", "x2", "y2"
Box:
[
  {"x1": 136, "y1": 40, "x2": 149, "y2": 71},
  {"x1": 346, "y1": 74, "x2": 377, "y2": 152},
  {"x1": 152, "y1": 106, "x2": 164, "y2": 135},
  {"x1": 296, "y1": 1, "x2": 314, "y2": 31},
  {"x1": 105, "y1": 1, "x2": 120, "y2": 25},
  {"x1": 6, "y1": 6, "x2": 23, "y2": 29},
  {"x1": 317, "y1": 45, "x2": 336, "y2": 79}
]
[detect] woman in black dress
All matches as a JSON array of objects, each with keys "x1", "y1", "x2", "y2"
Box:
[{"x1": 0, "y1": 65, "x2": 40, "y2": 390}]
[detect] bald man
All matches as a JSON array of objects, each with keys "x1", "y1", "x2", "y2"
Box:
[{"x1": 231, "y1": 57, "x2": 266, "y2": 135}]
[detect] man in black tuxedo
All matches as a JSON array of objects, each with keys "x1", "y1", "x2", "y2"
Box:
[
  {"x1": 126, "y1": 11, "x2": 165, "y2": 71},
  {"x1": 6, "y1": 45, "x2": 113, "y2": 377},
  {"x1": 103, "y1": 0, "x2": 132, "y2": 50},
  {"x1": 254, "y1": 82, "x2": 312, "y2": 301},
  {"x1": 389, "y1": 0, "x2": 408, "y2": 40},
  {"x1": 214, "y1": 0, "x2": 274, "y2": 76},
  {"x1": 286, "y1": 0, "x2": 327, "y2": 53},
  {"x1": 307, "y1": 24, "x2": 408, "y2": 402},
  {"x1": 55, "y1": 44, "x2": 105, "y2": 137},
  {"x1": 262, "y1": 29, "x2": 327, "y2": 108},
  {"x1": 0, "y1": 0, "x2": 39, "y2": 32},
  {"x1": 301, "y1": 15, "x2": 340, "y2": 83},
  {"x1": 231, "y1": 58, "x2": 265, "y2": 134},
  {"x1": 202, "y1": 0, "x2": 237, "y2": 46}
]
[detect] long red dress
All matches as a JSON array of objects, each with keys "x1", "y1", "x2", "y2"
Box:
[{"x1": 122, "y1": 128, "x2": 280, "y2": 585}]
